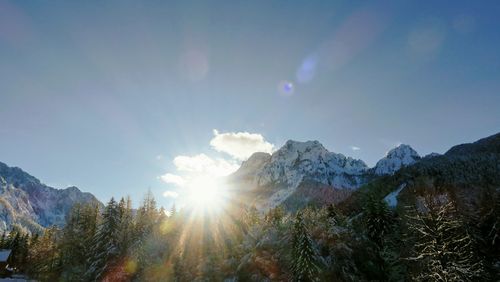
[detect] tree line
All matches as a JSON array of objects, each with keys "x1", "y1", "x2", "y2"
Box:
[{"x1": 1, "y1": 187, "x2": 499, "y2": 281}]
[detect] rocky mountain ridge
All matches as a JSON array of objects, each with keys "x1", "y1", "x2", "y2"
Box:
[
  {"x1": 230, "y1": 140, "x2": 421, "y2": 210},
  {"x1": 0, "y1": 161, "x2": 102, "y2": 233}
]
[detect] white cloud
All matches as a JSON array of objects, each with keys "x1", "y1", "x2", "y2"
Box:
[
  {"x1": 156, "y1": 154, "x2": 164, "y2": 160},
  {"x1": 350, "y1": 146, "x2": 361, "y2": 151},
  {"x1": 210, "y1": 129, "x2": 274, "y2": 160},
  {"x1": 173, "y1": 153, "x2": 239, "y2": 177},
  {"x1": 160, "y1": 173, "x2": 186, "y2": 186},
  {"x1": 159, "y1": 129, "x2": 272, "y2": 202},
  {"x1": 163, "y1": 190, "x2": 179, "y2": 198}
]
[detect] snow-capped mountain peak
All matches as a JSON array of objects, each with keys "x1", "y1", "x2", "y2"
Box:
[
  {"x1": 374, "y1": 144, "x2": 420, "y2": 175},
  {"x1": 255, "y1": 140, "x2": 369, "y2": 188},
  {"x1": 229, "y1": 140, "x2": 371, "y2": 210},
  {"x1": 230, "y1": 140, "x2": 422, "y2": 210}
]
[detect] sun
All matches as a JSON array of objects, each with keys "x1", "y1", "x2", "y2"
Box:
[{"x1": 185, "y1": 175, "x2": 227, "y2": 212}]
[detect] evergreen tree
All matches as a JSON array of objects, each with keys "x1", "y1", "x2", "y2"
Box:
[
  {"x1": 291, "y1": 211, "x2": 320, "y2": 282},
  {"x1": 158, "y1": 206, "x2": 168, "y2": 222},
  {"x1": 27, "y1": 226, "x2": 60, "y2": 281},
  {"x1": 364, "y1": 195, "x2": 393, "y2": 248},
  {"x1": 9, "y1": 231, "x2": 21, "y2": 267},
  {"x1": 60, "y1": 202, "x2": 101, "y2": 280},
  {"x1": 135, "y1": 190, "x2": 159, "y2": 238},
  {"x1": 0, "y1": 231, "x2": 6, "y2": 248},
  {"x1": 133, "y1": 191, "x2": 163, "y2": 276},
  {"x1": 17, "y1": 233, "x2": 30, "y2": 271},
  {"x1": 117, "y1": 196, "x2": 134, "y2": 256},
  {"x1": 86, "y1": 198, "x2": 121, "y2": 281}
]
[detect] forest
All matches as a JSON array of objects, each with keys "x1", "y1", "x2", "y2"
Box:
[{"x1": 2, "y1": 186, "x2": 499, "y2": 282}]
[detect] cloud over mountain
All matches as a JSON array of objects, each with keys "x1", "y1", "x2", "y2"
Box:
[
  {"x1": 210, "y1": 129, "x2": 275, "y2": 160},
  {"x1": 173, "y1": 154, "x2": 239, "y2": 177}
]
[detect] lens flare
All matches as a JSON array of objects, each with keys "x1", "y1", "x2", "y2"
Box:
[
  {"x1": 278, "y1": 80, "x2": 294, "y2": 96},
  {"x1": 296, "y1": 54, "x2": 318, "y2": 83}
]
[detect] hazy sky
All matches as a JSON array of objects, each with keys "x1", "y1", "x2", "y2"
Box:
[{"x1": 1, "y1": 1, "x2": 499, "y2": 207}]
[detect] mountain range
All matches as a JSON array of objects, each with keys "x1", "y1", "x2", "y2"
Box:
[
  {"x1": 229, "y1": 139, "x2": 423, "y2": 210},
  {"x1": 0, "y1": 162, "x2": 102, "y2": 233},
  {"x1": 1, "y1": 132, "x2": 498, "y2": 233}
]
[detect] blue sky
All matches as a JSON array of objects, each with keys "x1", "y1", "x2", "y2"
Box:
[{"x1": 1, "y1": 1, "x2": 499, "y2": 208}]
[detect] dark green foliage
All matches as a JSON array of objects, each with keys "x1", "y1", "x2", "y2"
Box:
[
  {"x1": 265, "y1": 205, "x2": 286, "y2": 227},
  {"x1": 12, "y1": 182, "x2": 499, "y2": 281},
  {"x1": 59, "y1": 202, "x2": 100, "y2": 280},
  {"x1": 364, "y1": 194, "x2": 394, "y2": 248},
  {"x1": 291, "y1": 211, "x2": 320, "y2": 282},
  {"x1": 86, "y1": 197, "x2": 121, "y2": 281},
  {"x1": 26, "y1": 226, "x2": 61, "y2": 281}
]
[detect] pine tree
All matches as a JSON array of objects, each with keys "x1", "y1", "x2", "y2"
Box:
[
  {"x1": 86, "y1": 198, "x2": 121, "y2": 281},
  {"x1": 0, "y1": 231, "x2": 6, "y2": 248},
  {"x1": 364, "y1": 195, "x2": 393, "y2": 248},
  {"x1": 27, "y1": 226, "x2": 60, "y2": 281},
  {"x1": 17, "y1": 233, "x2": 30, "y2": 271},
  {"x1": 135, "y1": 190, "x2": 159, "y2": 238},
  {"x1": 291, "y1": 211, "x2": 320, "y2": 282},
  {"x1": 158, "y1": 206, "x2": 167, "y2": 222},
  {"x1": 117, "y1": 196, "x2": 134, "y2": 256},
  {"x1": 406, "y1": 201, "x2": 485, "y2": 281},
  {"x1": 59, "y1": 202, "x2": 101, "y2": 280},
  {"x1": 134, "y1": 191, "x2": 162, "y2": 276},
  {"x1": 9, "y1": 231, "x2": 21, "y2": 266}
]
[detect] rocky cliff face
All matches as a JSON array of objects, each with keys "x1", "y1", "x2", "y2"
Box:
[
  {"x1": 0, "y1": 161, "x2": 102, "y2": 233},
  {"x1": 230, "y1": 140, "x2": 420, "y2": 210},
  {"x1": 256, "y1": 140, "x2": 369, "y2": 189}
]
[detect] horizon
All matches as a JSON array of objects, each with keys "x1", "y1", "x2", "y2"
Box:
[{"x1": 1, "y1": 1, "x2": 499, "y2": 208}]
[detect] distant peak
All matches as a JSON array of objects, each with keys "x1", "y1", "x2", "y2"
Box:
[
  {"x1": 424, "y1": 152, "x2": 441, "y2": 159},
  {"x1": 386, "y1": 144, "x2": 419, "y2": 157},
  {"x1": 375, "y1": 144, "x2": 420, "y2": 175}
]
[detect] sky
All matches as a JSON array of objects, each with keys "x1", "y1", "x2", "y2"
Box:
[{"x1": 0, "y1": 1, "x2": 499, "y2": 208}]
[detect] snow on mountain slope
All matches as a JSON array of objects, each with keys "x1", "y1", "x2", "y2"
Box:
[
  {"x1": 0, "y1": 161, "x2": 102, "y2": 233},
  {"x1": 257, "y1": 140, "x2": 369, "y2": 189},
  {"x1": 373, "y1": 144, "x2": 420, "y2": 175},
  {"x1": 384, "y1": 183, "x2": 407, "y2": 208},
  {"x1": 229, "y1": 140, "x2": 425, "y2": 210},
  {"x1": 230, "y1": 140, "x2": 372, "y2": 210}
]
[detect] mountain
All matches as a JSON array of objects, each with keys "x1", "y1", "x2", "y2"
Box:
[
  {"x1": 342, "y1": 132, "x2": 500, "y2": 214},
  {"x1": 256, "y1": 140, "x2": 369, "y2": 189},
  {"x1": 0, "y1": 161, "x2": 102, "y2": 233},
  {"x1": 229, "y1": 140, "x2": 419, "y2": 210},
  {"x1": 373, "y1": 144, "x2": 421, "y2": 175}
]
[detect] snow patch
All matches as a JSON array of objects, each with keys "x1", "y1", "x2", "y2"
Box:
[{"x1": 384, "y1": 183, "x2": 407, "y2": 208}]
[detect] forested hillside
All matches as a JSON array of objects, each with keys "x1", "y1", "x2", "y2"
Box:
[
  {"x1": 1, "y1": 133, "x2": 499, "y2": 281},
  {"x1": 4, "y1": 187, "x2": 499, "y2": 281}
]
